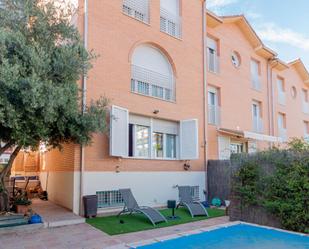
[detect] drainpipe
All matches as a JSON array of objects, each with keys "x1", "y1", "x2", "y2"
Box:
[
  {"x1": 202, "y1": 0, "x2": 208, "y2": 201},
  {"x1": 80, "y1": 0, "x2": 88, "y2": 216}
]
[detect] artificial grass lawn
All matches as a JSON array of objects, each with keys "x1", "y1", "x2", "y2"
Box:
[{"x1": 86, "y1": 207, "x2": 225, "y2": 235}]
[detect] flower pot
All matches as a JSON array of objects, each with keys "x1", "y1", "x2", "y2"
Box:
[{"x1": 16, "y1": 204, "x2": 31, "y2": 214}]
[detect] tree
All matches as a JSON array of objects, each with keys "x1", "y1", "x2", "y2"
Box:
[{"x1": 0, "y1": 0, "x2": 108, "y2": 211}]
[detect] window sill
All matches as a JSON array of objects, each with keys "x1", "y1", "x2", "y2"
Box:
[
  {"x1": 160, "y1": 30, "x2": 182, "y2": 41},
  {"x1": 130, "y1": 91, "x2": 176, "y2": 104},
  {"x1": 124, "y1": 156, "x2": 180, "y2": 161},
  {"x1": 122, "y1": 12, "x2": 150, "y2": 26},
  {"x1": 208, "y1": 69, "x2": 220, "y2": 75}
]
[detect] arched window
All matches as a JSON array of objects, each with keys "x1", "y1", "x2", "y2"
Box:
[{"x1": 131, "y1": 45, "x2": 175, "y2": 101}]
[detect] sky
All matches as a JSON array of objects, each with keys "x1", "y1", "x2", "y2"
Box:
[{"x1": 207, "y1": 0, "x2": 309, "y2": 69}]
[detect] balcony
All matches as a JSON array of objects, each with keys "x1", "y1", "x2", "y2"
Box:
[
  {"x1": 278, "y1": 91, "x2": 286, "y2": 105},
  {"x1": 208, "y1": 105, "x2": 221, "y2": 126},
  {"x1": 160, "y1": 7, "x2": 181, "y2": 39},
  {"x1": 252, "y1": 76, "x2": 261, "y2": 91},
  {"x1": 279, "y1": 128, "x2": 288, "y2": 142},
  {"x1": 302, "y1": 101, "x2": 309, "y2": 114},
  {"x1": 252, "y1": 117, "x2": 263, "y2": 133},
  {"x1": 131, "y1": 65, "x2": 175, "y2": 101}
]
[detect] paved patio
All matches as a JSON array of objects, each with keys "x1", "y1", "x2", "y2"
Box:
[
  {"x1": 0, "y1": 216, "x2": 229, "y2": 249},
  {"x1": 31, "y1": 199, "x2": 85, "y2": 228}
]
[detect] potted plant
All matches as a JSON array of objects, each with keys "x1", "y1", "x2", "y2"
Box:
[{"x1": 14, "y1": 195, "x2": 32, "y2": 214}]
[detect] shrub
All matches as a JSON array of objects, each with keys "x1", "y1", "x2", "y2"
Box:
[{"x1": 232, "y1": 138, "x2": 309, "y2": 233}]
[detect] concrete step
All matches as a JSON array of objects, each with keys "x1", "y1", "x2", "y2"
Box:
[
  {"x1": 0, "y1": 217, "x2": 28, "y2": 228},
  {"x1": 0, "y1": 214, "x2": 24, "y2": 222}
]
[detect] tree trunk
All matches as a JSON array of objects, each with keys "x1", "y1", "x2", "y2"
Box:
[{"x1": 0, "y1": 146, "x2": 21, "y2": 212}]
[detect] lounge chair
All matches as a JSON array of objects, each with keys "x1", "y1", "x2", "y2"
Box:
[
  {"x1": 177, "y1": 186, "x2": 209, "y2": 218},
  {"x1": 118, "y1": 188, "x2": 167, "y2": 226}
]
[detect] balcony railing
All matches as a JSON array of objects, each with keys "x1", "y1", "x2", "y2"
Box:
[
  {"x1": 279, "y1": 128, "x2": 288, "y2": 142},
  {"x1": 131, "y1": 65, "x2": 175, "y2": 101},
  {"x1": 252, "y1": 117, "x2": 263, "y2": 133},
  {"x1": 303, "y1": 101, "x2": 309, "y2": 114},
  {"x1": 160, "y1": 7, "x2": 181, "y2": 38},
  {"x1": 252, "y1": 76, "x2": 261, "y2": 91},
  {"x1": 207, "y1": 50, "x2": 220, "y2": 74},
  {"x1": 123, "y1": 0, "x2": 149, "y2": 23},
  {"x1": 278, "y1": 91, "x2": 286, "y2": 105},
  {"x1": 208, "y1": 105, "x2": 221, "y2": 126}
]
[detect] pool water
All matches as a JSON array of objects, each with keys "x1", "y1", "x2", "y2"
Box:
[{"x1": 137, "y1": 224, "x2": 309, "y2": 249}]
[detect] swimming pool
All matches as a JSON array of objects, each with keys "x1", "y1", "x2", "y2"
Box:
[{"x1": 137, "y1": 223, "x2": 309, "y2": 249}]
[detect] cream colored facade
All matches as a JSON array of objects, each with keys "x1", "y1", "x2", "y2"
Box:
[{"x1": 10, "y1": 2, "x2": 309, "y2": 214}]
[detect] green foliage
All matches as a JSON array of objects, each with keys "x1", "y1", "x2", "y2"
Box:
[
  {"x1": 0, "y1": 0, "x2": 109, "y2": 151},
  {"x1": 232, "y1": 138, "x2": 309, "y2": 233},
  {"x1": 13, "y1": 194, "x2": 32, "y2": 206}
]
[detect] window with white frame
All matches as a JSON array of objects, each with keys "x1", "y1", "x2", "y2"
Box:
[
  {"x1": 278, "y1": 113, "x2": 287, "y2": 141},
  {"x1": 251, "y1": 59, "x2": 261, "y2": 90},
  {"x1": 207, "y1": 37, "x2": 219, "y2": 73},
  {"x1": 304, "y1": 121, "x2": 309, "y2": 141},
  {"x1": 122, "y1": 0, "x2": 149, "y2": 23},
  {"x1": 208, "y1": 87, "x2": 220, "y2": 126},
  {"x1": 110, "y1": 106, "x2": 199, "y2": 160},
  {"x1": 96, "y1": 190, "x2": 124, "y2": 208},
  {"x1": 131, "y1": 45, "x2": 175, "y2": 101},
  {"x1": 302, "y1": 89, "x2": 309, "y2": 114},
  {"x1": 277, "y1": 77, "x2": 286, "y2": 105},
  {"x1": 160, "y1": 0, "x2": 181, "y2": 38},
  {"x1": 252, "y1": 101, "x2": 263, "y2": 133}
]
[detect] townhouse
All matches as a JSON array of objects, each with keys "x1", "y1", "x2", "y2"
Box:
[{"x1": 8, "y1": 1, "x2": 309, "y2": 215}]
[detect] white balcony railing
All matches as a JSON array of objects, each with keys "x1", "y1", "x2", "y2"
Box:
[
  {"x1": 123, "y1": 0, "x2": 149, "y2": 23},
  {"x1": 131, "y1": 65, "x2": 175, "y2": 101},
  {"x1": 207, "y1": 50, "x2": 220, "y2": 74},
  {"x1": 279, "y1": 128, "x2": 288, "y2": 142},
  {"x1": 208, "y1": 105, "x2": 221, "y2": 126},
  {"x1": 302, "y1": 101, "x2": 309, "y2": 114},
  {"x1": 252, "y1": 76, "x2": 261, "y2": 91},
  {"x1": 252, "y1": 117, "x2": 263, "y2": 133},
  {"x1": 278, "y1": 91, "x2": 286, "y2": 105},
  {"x1": 160, "y1": 7, "x2": 181, "y2": 38}
]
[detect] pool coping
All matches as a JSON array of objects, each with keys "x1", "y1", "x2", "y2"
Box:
[{"x1": 115, "y1": 221, "x2": 309, "y2": 249}]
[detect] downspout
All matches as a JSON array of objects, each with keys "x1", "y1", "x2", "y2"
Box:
[
  {"x1": 202, "y1": 0, "x2": 208, "y2": 201},
  {"x1": 80, "y1": 0, "x2": 88, "y2": 215}
]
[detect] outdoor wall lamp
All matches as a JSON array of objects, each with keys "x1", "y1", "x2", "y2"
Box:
[{"x1": 153, "y1": 109, "x2": 160, "y2": 114}]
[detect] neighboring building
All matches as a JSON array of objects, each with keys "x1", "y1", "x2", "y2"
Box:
[
  {"x1": 9, "y1": 2, "x2": 309, "y2": 215},
  {"x1": 206, "y1": 12, "x2": 309, "y2": 160}
]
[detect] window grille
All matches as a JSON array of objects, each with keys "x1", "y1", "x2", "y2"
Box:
[
  {"x1": 123, "y1": 0, "x2": 149, "y2": 23},
  {"x1": 191, "y1": 186, "x2": 200, "y2": 201},
  {"x1": 96, "y1": 190, "x2": 124, "y2": 208},
  {"x1": 208, "y1": 105, "x2": 221, "y2": 126},
  {"x1": 160, "y1": 8, "x2": 181, "y2": 38},
  {"x1": 207, "y1": 48, "x2": 219, "y2": 73},
  {"x1": 131, "y1": 65, "x2": 174, "y2": 101}
]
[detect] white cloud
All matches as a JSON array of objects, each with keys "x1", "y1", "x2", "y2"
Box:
[
  {"x1": 207, "y1": 0, "x2": 239, "y2": 9},
  {"x1": 256, "y1": 23, "x2": 309, "y2": 52}
]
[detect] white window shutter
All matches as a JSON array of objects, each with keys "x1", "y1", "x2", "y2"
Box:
[
  {"x1": 218, "y1": 136, "x2": 231, "y2": 160},
  {"x1": 180, "y1": 119, "x2": 199, "y2": 160},
  {"x1": 110, "y1": 105, "x2": 128, "y2": 157}
]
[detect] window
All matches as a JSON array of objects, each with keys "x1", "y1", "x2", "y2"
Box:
[
  {"x1": 110, "y1": 106, "x2": 199, "y2": 160},
  {"x1": 251, "y1": 59, "x2": 261, "y2": 90},
  {"x1": 131, "y1": 45, "x2": 175, "y2": 101},
  {"x1": 302, "y1": 89, "x2": 309, "y2": 113},
  {"x1": 97, "y1": 190, "x2": 124, "y2": 208},
  {"x1": 160, "y1": 0, "x2": 181, "y2": 38},
  {"x1": 277, "y1": 77, "x2": 286, "y2": 105},
  {"x1": 122, "y1": 0, "x2": 149, "y2": 23},
  {"x1": 278, "y1": 113, "x2": 287, "y2": 141},
  {"x1": 304, "y1": 121, "x2": 309, "y2": 142},
  {"x1": 153, "y1": 133, "x2": 176, "y2": 159},
  {"x1": 231, "y1": 51, "x2": 241, "y2": 68},
  {"x1": 252, "y1": 101, "x2": 263, "y2": 133},
  {"x1": 291, "y1": 86, "x2": 297, "y2": 99},
  {"x1": 208, "y1": 87, "x2": 220, "y2": 125},
  {"x1": 207, "y1": 37, "x2": 219, "y2": 73},
  {"x1": 230, "y1": 142, "x2": 244, "y2": 154}
]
